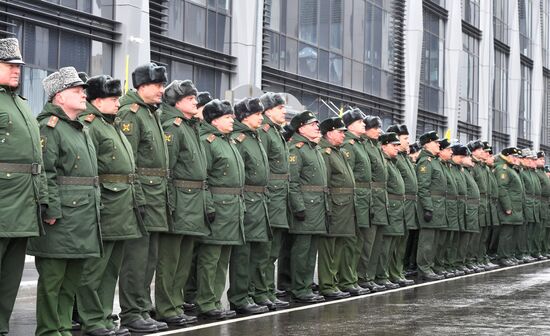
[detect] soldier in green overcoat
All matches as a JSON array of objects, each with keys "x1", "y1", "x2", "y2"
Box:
[
  {"x1": 116, "y1": 63, "x2": 169, "y2": 333},
  {"x1": 0, "y1": 38, "x2": 48, "y2": 335},
  {"x1": 449, "y1": 145, "x2": 469, "y2": 275},
  {"x1": 30, "y1": 67, "x2": 101, "y2": 336},
  {"x1": 462, "y1": 151, "x2": 482, "y2": 271},
  {"x1": 494, "y1": 147, "x2": 525, "y2": 266},
  {"x1": 155, "y1": 80, "x2": 209, "y2": 326},
  {"x1": 433, "y1": 139, "x2": 457, "y2": 278},
  {"x1": 318, "y1": 117, "x2": 364, "y2": 298},
  {"x1": 363, "y1": 116, "x2": 398, "y2": 290},
  {"x1": 227, "y1": 98, "x2": 271, "y2": 315},
  {"x1": 415, "y1": 131, "x2": 446, "y2": 281},
  {"x1": 76, "y1": 75, "x2": 144, "y2": 336},
  {"x1": 535, "y1": 152, "x2": 550, "y2": 257},
  {"x1": 342, "y1": 109, "x2": 384, "y2": 293},
  {"x1": 519, "y1": 149, "x2": 541, "y2": 262},
  {"x1": 196, "y1": 99, "x2": 245, "y2": 319},
  {"x1": 468, "y1": 140, "x2": 499, "y2": 270},
  {"x1": 287, "y1": 111, "x2": 328, "y2": 303},
  {"x1": 484, "y1": 144, "x2": 501, "y2": 259},
  {"x1": 386, "y1": 125, "x2": 417, "y2": 283},
  {"x1": 380, "y1": 133, "x2": 414, "y2": 287},
  {"x1": 403, "y1": 143, "x2": 422, "y2": 274},
  {"x1": 258, "y1": 92, "x2": 291, "y2": 307}
]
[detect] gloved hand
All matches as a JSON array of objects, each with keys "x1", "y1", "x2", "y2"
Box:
[
  {"x1": 138, "y1": 205, "x2": 146, "y2": 221},
  {"x1": 39, "y1": 204, "x2": 48, "y2": 219},
  {"x1": 423, "y1": 210, "x2": 433, "y2": 222},
  {"x1": 206, "y1": 212, "x2": 216, "y2": 223},
  {"x1": 294, "y1": 210, "x2": 306, "y2": 221}
]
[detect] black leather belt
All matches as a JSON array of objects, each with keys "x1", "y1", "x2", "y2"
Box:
[
  {"x1": 57, "y1": 176, "x2": 99, "y2": 186},
  {"x1": 0, "y1": 162, "x2": 42, "y2": 175},
  {"x1": 329, "y1": 187, "x2": 354, "y2": 194},
  {"x1": 137, "y1": 167, "x2": 169, "y2": 177},
  {"x1": 209, "y1": 187, "x2": 243, "y2": 195},
  {"x1": 301, "y1": 185, "x2": 329, "y2": 193},
  {"x1": 244, "y1": 185, "x2": 268, "y2": 193}
]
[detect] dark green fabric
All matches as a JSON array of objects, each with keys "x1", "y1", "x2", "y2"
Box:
[
  {"x1": 342, "y1": 132, "x2": 372, "y2": 228},
  {"x1": 463, "y1": 168, "x2": 480, "y2": 233},
  {"x1": 266, "y1": 228, "x2": 287, "y2": 301},
  {"x1": 488, "y1": 165, "x2": 500, "y2": 227},
  {"x1": 231, "y1": 120, "x2": 271, "y2": 242},
  {"x1": 0, "y1": 87, "x2": 47, "y2": 238},
  {"x1": 395, "y1": 152, "x2": 418, "y2": 229},
  {"x1": 288, "y1": 134, "x2": 328, "y2": 234},
  {"x1": 29, "y1": 103, "x2": 101, "y2": 259},
  {"x1": 356, "y1": 225, "x2": 378, "y2": 283},
  {"x1": 520, "y1": 167, "x2": 541, "y2": 224},
  {"x1": 35, "y1": 257, "x2": 84, "y2": 336},
  {"x1": 118, "y1": 90, "x2": 169, "y2": 232},
  {"x1": 364, "y1": 137, "x2": 388, "y2": 226},
  {"x1": 195, "y1": 244, "x2": 231, "y2": 312},
  {"x1": 383, "y1": 153, "x2": 405, "y2": 236},
  {"x1": 320, "y1": 138, "x2": 356, "y2": 237},
  {"x1": 494, "y1": 157, "x2": 525, "y2": 225},
  {"x1": 80, "y1": 103, "x2": 143, "y2": 240},
  {"x1": 441, "y1": 161, "x2": 459, "y2": 231},
  {"x1": 416, "y1": 228, "x2": 438, "y2": 274},
  {"x1": 258, "y1": 117, "x2": 290, "y2": 229},
  {"x1": 289, "y1": 234, "x2": 318, "y2": 298},
  {"x1": 451, "y1": 163, "x2": 467, "y2": 231},
  {"x1": 76, "y1": 240, "x2": 124, "y2": 332},
  {"x1": 471, "y1": 158, "x2": 490, "y2": 228},
  {"x1": 200, "y1": 123, "x2": 246, "y2": 245},
  {"x1": 0, "y1": 238, "x2": 27, "y2": 334},
  {"x1": 416, "y1": 150, "x2": 447, "y2": 229},
  {"x1": 535, "y1": 168, "x2": 550, "y2": 227}
]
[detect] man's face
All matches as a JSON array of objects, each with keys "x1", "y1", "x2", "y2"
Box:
[
  {"x1": 472, "y1": 148, "x2": 485, "y2": 160},
  {"x1": 382, "y1": 143, "x2": 399, "y2": 158},
  {"x1": 537, "y1": 157, "x2": 545, "y2": 167},
  {"x1": 438, "y1": 147, "x2": 452, "y2": 161},
  {"x1": 138, "y1": 82, "x2": 164, "y2": 104},
  {"x1": 57, "y1": 86, "x2": 87, "y2": 112},
  {"x1": 211, "y1": 114, "x2": 234, "y2": 134},
  {"x1": 347, "y1": 119, "x2": 365, "y2": 136},
  {"x1": 399, "y1": 134, "x2": 410, "y2": 152},
  {"x1": 93, "y1": 96, "x2": 120, "y2": 115},
  {"x1": 409, "y1": 151, "x2": 420, "y2": 163},
  {"x1": 242, "y1": 111, "x2": 264, "y2": 130},
  {"x1": 195, "y1": 106, "x2": 205, "y2": 121},
  {"x1": 365, "y1": 126, "x2": 381, "y2": 140},
  {"x1": 175, "y1": 95, "x2": 198, "y2": 116},
  {"x1": 425, "y1": 140, "x2": 440, "y2": 155},
  {"x1": 0, "y1": 63, "x2": 20, "y2": 88},
  {"x1": 325, "y1": 129, "x2": 345, "y2": 146},
  {"x1": 463, "y1": 156, "x2": 474, "y2": 167},
  {"x1": 452, "y1": 155, "x2": 464, "y2": 165},
  {"x1": 299, "y1": 121, "x2": 321, "y2": 143},
  {"x1": 486, "y1": 155, "x2": 495, "y2": 166},
  {"x1": 265, "y1": 104, "x2": 286, "y2": 125}
]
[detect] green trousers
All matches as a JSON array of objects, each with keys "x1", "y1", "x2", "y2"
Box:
[
  {"x1": 372, "y1": 234, "x2": 394, "y2": 282},
  {"x1": 388, "y1": 231, "x2": 408, "y2": 281},
  {"x1": 516, "y1": 223, "x2": 529, "y2": 257},
  {"x1": 35, "y1": 257, "x2": 84, "y2": 336},
  {"x1": 544, "y1": 227, "x2": 550, "y2": 253},
  {"x1": 527, "y1": 221, "x2": 541, "y2": 256},
  {"x1": 118, "y1": 232, "x2": 159, "y2": 324},
  {"x1": 196, "y1": 244, "x2": 231, "y2": 313},
  {"x1": 184, "y1": 249, "x2": 198, "y2": 304},
  {"x1": 466, "y1": 232, "x2": 480, "y2": 265},
  {"x1": 477, "y1": 226, "x2": 489, "y2": 263},
  {"x1": 489, "y1": 225, "x2": 501, "y2": 256},
  {"x1": 356, "y1": 225, "x2": 378, "y2": 283},
  {"x1": 434, "y1": 230, "x2": 451, "y2": 273},
  {"x1": 266, "y1": 228, "x2": 286, "y2": 301},
  {"x1": 497, "y1": 225, "x2": 519, "y2": 260},
  {"x1": 276, "y1": 229, "x2": 292, "y2": 292},
  {"x1": 289, "y1": 234, "x2": 318, "y2": 298},
  {"x1": 318, "y1": 236, "x2": 356, "y2": 294},
  {"x1": 403, "y1": 229, "x2": 419, "y2": 270},
  {"x1": 447, "y1": 231, "x2": 460, "y2": 269},
  {"x1": 416, "y1": 228, "x2": 439, "y2": 274},
  {"x1": 76, "y1": 240, "x2": 125, "y2": 333},
  {"x1": 228, "y1": 241, "x2": 270, "y2": 307},
  {"x1": 155, "y1": 234, "x2": 197, "y2": 318},
  {"x1": 0, "y1": 238, "x2": 27, "y2": 335}
]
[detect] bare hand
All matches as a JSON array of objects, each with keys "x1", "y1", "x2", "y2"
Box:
[
  {"x1": 44, "y1": 218, "x2": 56, "y2": 225},
  {"x1": 505, "y1": 210, "x2": 512, "y2": 215}
]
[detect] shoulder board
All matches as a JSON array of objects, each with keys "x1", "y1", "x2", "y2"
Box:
[
  {"x1": 47, "y1": 116, "x2": 59, "y2": 128},
  {"x1": 295, "y1": 142, "x2": 305, "y2": 148},
  {"x1": 130, "y1": 103, "x2": 139, "y2": 113},
  {"x1": 206, "y1": 134, "x2": 217, "y2": 143},
  {"x1": 173, "y1": 117, "x2": 183, "y2": 127},
  {"x1": 235, "y1": 133, "x2": 247, "y2": 143},
  {"x1": 262, "y1": 123, "x2": 271, "y2": 132},
  {"x1": 84, "y1": 114, "x2": 95, "y2": 123},
  {"x1": 324, "y1": 147, "x2": 332, "y2": 154},
  {"x1": 349, "y1": 139, "x2": 355, "y2": 145}
]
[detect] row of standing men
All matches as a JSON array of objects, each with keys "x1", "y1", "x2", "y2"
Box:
[{"x1": 1, "y1": 36, "x2": 550, "y2": 336}]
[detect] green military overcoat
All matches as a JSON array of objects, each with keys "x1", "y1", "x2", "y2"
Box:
[
  {"x1": 342, "y1": 132, "x2": 371, "y2": 228},
  {"x1": 416, "y1": 150, "x2": 447, "y2": 229}
]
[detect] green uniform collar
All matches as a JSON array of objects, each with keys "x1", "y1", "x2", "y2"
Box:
[
  {"x1": 37, "y1": 102, "x2": 84, "y2": 129},
  {"x1": 119, "y1": 89, "x2": 157, "y2": 111},
  {"x1": 233, "y1": 119, "x2": 259, "y2": 136},
  {"x1": 292, "y1": 133, "x2": 318, "y2": 148}
]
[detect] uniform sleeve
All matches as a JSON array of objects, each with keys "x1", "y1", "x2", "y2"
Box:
[
  {"x1": 164, "y1": 123, "x2": 180, "y2": 213},
  {"x1": 342, "y1": 143, "x2": 356, "y2": 170},
  {"x1": 288, "y1": 146, "x2": 305, "y2": 213},
  {"x1": 496, "y1": 168, "x2": 512, "y2": 212},
  {"x1": 203, "y1": 139, "x2": 215, "y2": 215},
  {"x1": 40, "y1": 125, "x2": 61, "y2": 219},
  {"x1": 416, "y1": 159, "x2": 433, "y2": 212},
  {"x1": 322, "y1": 152, "x2": 333, "y2": 214}
]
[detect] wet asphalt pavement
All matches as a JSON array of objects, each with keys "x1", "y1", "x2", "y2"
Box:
[{"x1": 10, "y1": 260, "x2": 550, "y2": 336}]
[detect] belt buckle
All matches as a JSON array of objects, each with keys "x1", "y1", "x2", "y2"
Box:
[
  {"x1": 31, "y1": 163, "x2": 41, "y2": 175},
  {"x1": 128, "y1": 173, "x2": 136, "y2": 183},
  {"x1": 165, "y1": 169, "x2": 171, "y2": 178}
]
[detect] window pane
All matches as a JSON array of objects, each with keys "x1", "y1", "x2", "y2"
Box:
[
  {"x1": 59, "y1": 31, "x2": 90, "y2": 73},
  {"x1": 330, "y1": 0, "x2": 343, "y2": 51},
  {"x1": 168, "y1": 0, "x2": 184, "y2": 40},
  {"x1": 298, "y1": 43, "x2": 318, "y2": 79},
  {"x1": 352, "y1": 0, "x2": 364, "y2": 61},
  {"x1": 91, "y1": 41, "x2": 112, "y2": 76},
  {"x1": 21, "y1": 67, "x2": 49, "y2": 116},
  {"x1": 319, "y1": 0, "x2": 330, "y2": 49},
  {"x1": 329, "y1": 53, "x2": 343, "y2": 85},
  {"x1": 286, "y1": 0, "x2": 299, "y2": 37},
  {"x1": 207, "y1": 10, "x2": 217, "y2": 50},
  {"x1": 286, "y1": 38, "x2": 298, "y2": 73},
  {"x1": 24, "y1": 24, "x2": 58, "y2": 69},
  {"x1": 299, "y1": 0, "x2": 318, "y2": 45},
  {"x1": 270, "y1": 0, "x2": 281, "y2": 31},
  {"x1": 318, "y1": 49, "x2": 329, "y2": 82},
  {"x1": 185, "y1": 3, "x2": 206, "y2": 47}
]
